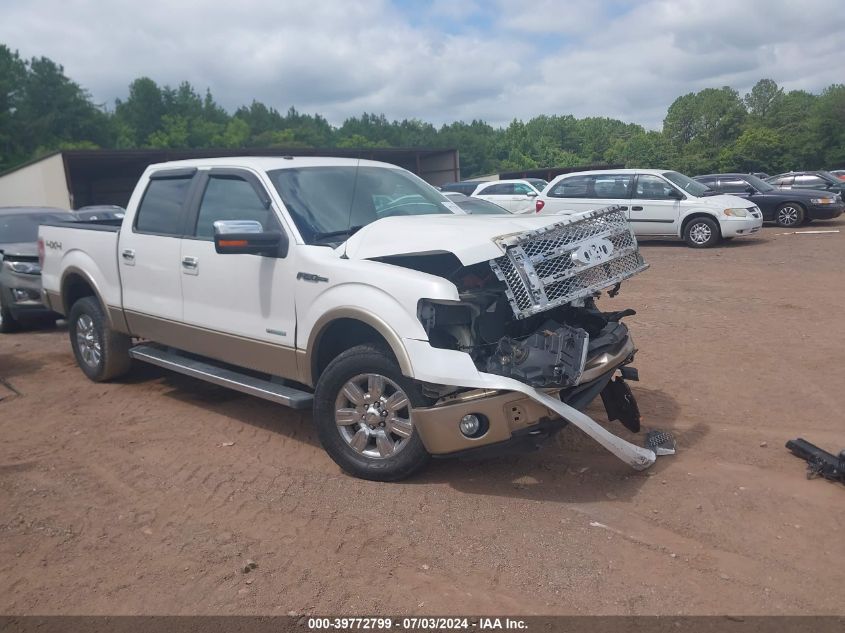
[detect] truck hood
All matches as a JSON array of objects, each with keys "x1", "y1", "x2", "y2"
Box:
[
  {"x1": 340, "y1": 213, "x2": 582, "y2": 264},
  {"x1": 0, "y1": 242, "x2": 37, "y2": 258}
]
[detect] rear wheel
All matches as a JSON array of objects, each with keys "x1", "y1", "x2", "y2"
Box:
[
  {"x1": 775, "y1": 203, "x2": 804, "y2": 228},
  {"x1": 683, "y1": 216, "x2": 720, "y2": 248},
  {"x1": 68, "y1": 297, "x2": 132, "y2": 381},
  {"x1": 314, "y1": 344, "x2": 431, "y2": 481}
]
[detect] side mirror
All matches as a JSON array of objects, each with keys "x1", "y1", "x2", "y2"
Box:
[
  {"x1": 213, "y1": 220, "x2": 289, "y2": 258},
  {"x1": 745, "y1": 185, "x2": 756, "y2": 194},
  {"x1": 526, "y1": 191, "x2": 538, "y2": 198},
  {"x1": 667, "y1": 188, "x2": 684, "y2": 200}
]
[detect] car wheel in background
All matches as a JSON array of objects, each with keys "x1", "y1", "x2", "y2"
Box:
[
  {"x1": 314, "y1": 344, "x2": 432, "y2": 481},
  {"x1": 775, "y1": 203, "x2": 804, "y2": 228},
  {"x1": 68, "y1": 296, "x2": 132, "y2": 382},
  {"x1": 0, "y1": 290, "x2": 19, "y2": 333},
  {"x1": 683, "y1": 217, "x2": 721, "y2": 248}
]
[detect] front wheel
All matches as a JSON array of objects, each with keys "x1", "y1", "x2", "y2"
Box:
[
  {"x1": 0, "y1": 289, "x2": 19, "y2": 333},
  {"x1": 68, "y1": 296, "x2": 132, "y2": 382},
  {"x1": 313, "y1": 344, "x2": 431, "y2": 481},
  {"x1": 683, "y1": 216, "x2": 721, "y2": 248},
  {"x1": 775, "y1": 203, "x2": 804, "y2": 228}
]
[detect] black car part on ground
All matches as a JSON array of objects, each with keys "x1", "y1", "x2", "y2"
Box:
[{"x1": 786, "y1": 438, "x2": 845, "y2": 484}]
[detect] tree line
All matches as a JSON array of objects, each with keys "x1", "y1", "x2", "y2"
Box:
[{"x1": 1, "y1": 44, "x2": 843, "y2": 179}]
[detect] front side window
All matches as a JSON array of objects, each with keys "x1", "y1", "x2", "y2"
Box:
[
  {"x1": 548, "y1": 175, "x2": 593, "y2": 198},
  {"x1": 194, "y1": 176, "x2": 274, "y2": 239},
  {"x1": 661, "y1": 171, "x2": 708, "y2": 197},
  {"x1": 718, "y1": 178, "x2": 749, "y2": 193},
  {"x1": 634, "y1": 174, "x2": 679, "y2": 200},
  {"x1": 513, "y1": 183, "x2": 534, "y2": 195},
  {"x1": 268, "y1": 166, "x2": 454, "y2": 244},
  {"x1": 135, "y1": 177, "x2": 192, "y2": 235},
  {"x1": 480, "y1": 183, "x2": 514, "y2": 195},
  {"x1": 774, "y1": 175, "x2": 794, "y2": 186},
  {"x1": 593, "y1": 175, "x2": 633, "y2": 199}
]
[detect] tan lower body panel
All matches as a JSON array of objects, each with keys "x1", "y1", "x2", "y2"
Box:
[
  {"x1": 124, "y1": 311, "x2": 300, "y2": 379},
  {"x1": 413, "y1": 388, "x2": 562, "y2": 455}
]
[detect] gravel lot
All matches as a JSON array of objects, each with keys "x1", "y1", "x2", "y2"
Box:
[{"x1": 1, "y1": 219, "x2": 844, "y2": 616}]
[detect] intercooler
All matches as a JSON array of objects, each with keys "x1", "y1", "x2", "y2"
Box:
[{"x1": 489, "y1": 206, "x2": 649, "y2": 319}]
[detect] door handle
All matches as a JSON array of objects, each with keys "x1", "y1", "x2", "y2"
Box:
[
  {"x1": 181, "y1": 256, "x2": 198, "y2": 268},
  {"x1": 631, "y1": 206, "x2": 644, "y2": 211},
  {"x1": 121, "y1": 249, "x2": 135, "y2": 265},
  {"x1": 618, "y1": 206, "x2": 629, "y2": 211}
]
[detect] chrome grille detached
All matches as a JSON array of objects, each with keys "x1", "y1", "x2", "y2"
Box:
[{"x1": 489, "y1": 206, "x2": 649, "y2": 319}]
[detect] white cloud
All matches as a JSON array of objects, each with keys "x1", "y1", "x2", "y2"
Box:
[{"x1": 0, "y1": 0, "x2": 843, "y2": 129}]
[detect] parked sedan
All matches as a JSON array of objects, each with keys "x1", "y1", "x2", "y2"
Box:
[
  {"x1": 472, "y1": 179, "x2": 544, "y2": 214},
  {"x1": 442, "y1": 192, "x2": 511, "y2": 214},
  {"x1": 694, "y1": 173, "x2": 844, "y2": 227},
  {"x1": 766, "y1": 171, "x2": 845, "y2": 197},
  {"x1": 0, "y1": 207, "x2": 76, "y2": 332}
]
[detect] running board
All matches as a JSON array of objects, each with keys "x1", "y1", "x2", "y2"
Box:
[{"x1": 129, "y1": 344, "x2": 313, "y2": 409}]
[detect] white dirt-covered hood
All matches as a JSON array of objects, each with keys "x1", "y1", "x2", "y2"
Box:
[{"x1": 340, "y1": 213, "x2": 584, "y2": 264}]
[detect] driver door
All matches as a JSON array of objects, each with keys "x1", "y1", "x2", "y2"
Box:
[{"x1": 179, "y1": 169, "x2": 299, "y2": 376}]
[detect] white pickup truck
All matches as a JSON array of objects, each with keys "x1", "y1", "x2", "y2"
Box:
[{"x1": 39, "y1": 157, "x2": 673, "y2": 480}]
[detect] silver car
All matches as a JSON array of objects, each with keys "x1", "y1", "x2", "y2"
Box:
[{"x1": 0, "y1": 207, "x2": 76, "y2": 332}]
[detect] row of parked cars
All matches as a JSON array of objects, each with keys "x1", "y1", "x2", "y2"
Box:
[{"x1": 440, "y1": 169, "x2": 845, "y2": 248}]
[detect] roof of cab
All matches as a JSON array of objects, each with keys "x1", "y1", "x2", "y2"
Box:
[{"x1": 146, "y1": 156, "x2": 397, "y2": 172}]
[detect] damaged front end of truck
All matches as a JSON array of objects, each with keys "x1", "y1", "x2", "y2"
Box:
[{"x1": 411, "y1": 207, "x2": 675, "y2": 468}]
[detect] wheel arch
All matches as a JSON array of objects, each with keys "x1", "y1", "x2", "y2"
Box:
[
  {"x1": 60, "y1": 267, "x2": 122, "y2": 330},
  {"x1": 306, "y1": 309, "x2": 413, "y2": 387},
  {"x1": 680, "y1": 211, "x2": 721, "y2": 238}
]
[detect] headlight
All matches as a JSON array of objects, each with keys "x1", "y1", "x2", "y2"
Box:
[
  {"x1": 810, "y1": 197, "x2": 835, "y2": 205},
  {"x1": 723, "y1": 208, "x2": 748, "y2": 217},
  {"x1": 5, "y1": 261, "x2": 41, "y2": 274}
]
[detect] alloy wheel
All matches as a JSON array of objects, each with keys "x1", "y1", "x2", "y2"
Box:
[
  {"x1": 689, "y1": 222, "x2": 712, "y2": 245},
  {"x1": 778, "y1": 206, "x2": 800, "y2": 226},
  {"x1": 334, "y1": 373, "x2": 414, "y2": 459},
  {"x1": 75, "y1": 313, "x2": 102, "y2": 367}
]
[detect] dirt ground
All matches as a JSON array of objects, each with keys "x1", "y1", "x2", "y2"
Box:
[{"x1": 1, "y1": 219, "x2": 844, "y2": 616}]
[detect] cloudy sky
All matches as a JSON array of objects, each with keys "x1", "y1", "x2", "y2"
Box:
[{"x1": 2, "y1": 0, "x2": 844, "y2": 129}]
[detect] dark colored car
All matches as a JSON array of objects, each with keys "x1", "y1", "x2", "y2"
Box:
[
  {"x1": 0, "y1": 207, "x2": 76, "y2": 332},
  {"x1": 750, "y1": 172, "x2": 770, "y2": 179},
  {"x1": 693, "y1": 173, "x2": 844, "y2": 227},
  {"x1": 439, "y1": 181, "x2": 486, "y2": 196},
  {"x1": 441, "y1": 192, "x2": 511, "y2": 214},
  {"x1": 73, "y1": 205, "x2": 125, "y2": 221},
  {"x1": 766, "y1": 171, "x2": 845, "y2": 197}
]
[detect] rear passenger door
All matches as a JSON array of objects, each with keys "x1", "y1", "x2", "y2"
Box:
[
  {"x1": 629, "y1": 174, "x2": 682, "y2": 235},
  {"x1": 475, "y1": 183, "x2": 516, "y2": 211},
  {"x1": 120, "y1": 169, "x2": 196, "y2": 328}
]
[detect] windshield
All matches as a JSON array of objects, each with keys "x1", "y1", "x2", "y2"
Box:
[
  {"x1": 0, "y1": 212, "x2": 75, "y2": 244},
  {"x1": 744, "y1": 175, "x2": 775, "y2": 192},
  {"x1": 818, "y1": 171, "x2": 839, "y2": 183},
  {"x1": 268, "y1": 166, "x2": 457, "y2": 244},
  {"x1": 662, "y1": 171, "x2": 710, "y2": 197},
  {"x1": 453, "y1": 197, "x2": 510, "y2": 215},
  {"x1": 526, "y1": 179, "x2": 548, "y2": 191}
]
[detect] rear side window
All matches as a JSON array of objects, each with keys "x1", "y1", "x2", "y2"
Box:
[
  {"x1": 135, "y1": 177, "x2": 192, "y2": 235},
  {"x1": 194, "y1": 176, "x2": 273, "y2": 239},
  {"x1": 548, "y1": 175, "x2": 592, "y2": 198},
  {"x1": 593, "y1": 175, "x2": 633, "y2": 199},
  {"x1": 480, "y1": 183, "x2": 514, "y2": 195}
]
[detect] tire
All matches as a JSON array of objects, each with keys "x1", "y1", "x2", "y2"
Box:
[
  {"x1": 68, "y1": 296, "x2": 132, "y2": 382},
  {"x1": 775, "y1": 203, "x2": 805, "y2": 228},
  {"x1": 0, "y1": 289, "x2": 19, "y2": 333},
  {"x1": 683, "y1": 216, "x2": 721, "y2": 248},
  {"x1": 313, "y1": 344, "x2": 432, "y2": 481}
]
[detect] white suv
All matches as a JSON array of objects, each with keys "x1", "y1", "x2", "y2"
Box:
[
  {"x1": 472, "y1": 179, "x2": 546, "y2": 214},
  {"x1": 536, "y1": 169, "x2": 763, "y2": 248}
]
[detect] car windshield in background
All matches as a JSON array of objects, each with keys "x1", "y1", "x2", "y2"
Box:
[
  {"x1": 818, "y1": 171, "x2": 839, "y2": 183},
  {"x1": 526, "y1": 179, "x2": 548, "y2": 190},
  {"x1": 269, "y1": 166, "x2": 455, "y2": 244},
  {"x1": 452, "y1": 197, "x2": 510, "y2": 215},
  {"x1": 662, "y1": 171, "x2": 710, "y2": 197},
  {"x1": 0, "y1": 213, "x2": 75, "y2": 244},
  {"x1": 744, "y1": 175, "x2": 775, "y2": 192}
]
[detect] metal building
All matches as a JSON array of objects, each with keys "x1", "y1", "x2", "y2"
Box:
[{"x1": 0, "y1": 147, "x2": 460, "y2": 209}]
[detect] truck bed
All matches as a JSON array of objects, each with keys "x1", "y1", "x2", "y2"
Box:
[{"x1": 39, "y1": 221, "x2": 123, "y2": 316}]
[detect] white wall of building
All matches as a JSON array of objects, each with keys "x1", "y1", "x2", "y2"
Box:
[{"x1": 0, "y1": 154, "x2": 71, "y2": 209}]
